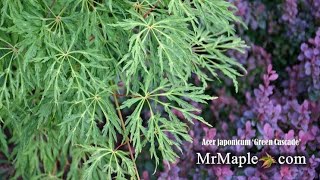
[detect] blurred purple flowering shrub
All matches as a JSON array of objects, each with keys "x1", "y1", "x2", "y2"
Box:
[
  {"x1": 141, "y1": 0, "x2": 320, "y2": 179},
  {"x1": 298, "y1": 29, "x2": 320, "y2": 91},
  {"x1": 282, "y1": 0, "x2": 298, "y2": 24}
]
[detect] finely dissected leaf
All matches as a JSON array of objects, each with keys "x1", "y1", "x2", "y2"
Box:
[
  {"x1": 80, "y1": 145, "x2": 136, "y2": 179},
  {"x1": 146, "y1": 115, "x2": 192, "y2": 171},
  {"x1": 120, "y1": 79, "x2": 216, "y2": 168}
]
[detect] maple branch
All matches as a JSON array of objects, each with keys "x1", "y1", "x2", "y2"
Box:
[
  {"x1": 143, "y1": 0, "x2": 161, "y2": 19},
  {"x1": 115, "y1": 93, "x2": 140, "y2": 98},
  {"x1": 112, "y1": 91, "x2": 140, "y2": 180}
]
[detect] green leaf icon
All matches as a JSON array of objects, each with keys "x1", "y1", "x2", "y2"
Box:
[{"x1": 259, "y1": 153, "x2": 276, "y2": 168}]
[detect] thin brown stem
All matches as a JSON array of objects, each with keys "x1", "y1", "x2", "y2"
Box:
[
  {"x1": 115, "y1": 93, "x2": 141, "y2": 98},
  {"x1": 143, "y1": 0, "x2": 161, "y2": 19},
  {"x1": 112, "y1": 92, "x2": 140, "y2": 180},
  {"x1": 115, "y1": 142, "x2": 126, "y2": 151},
  {"x1": 46, "y1": 0, "x2": 57, "y2": 18}
]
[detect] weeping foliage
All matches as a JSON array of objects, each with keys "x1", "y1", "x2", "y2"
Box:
[{"x1": 0, "y1": 0, "x2": 246, "y2": 179}]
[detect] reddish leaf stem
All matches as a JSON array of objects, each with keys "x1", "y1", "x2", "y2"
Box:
[{"x1": 143, "y1": 0, "x2": 161, "y2": 18}]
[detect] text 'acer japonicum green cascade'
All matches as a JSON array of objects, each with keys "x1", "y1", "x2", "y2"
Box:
[{"x1": 0, "y1": 0, "x2": 247, "y2": 179}]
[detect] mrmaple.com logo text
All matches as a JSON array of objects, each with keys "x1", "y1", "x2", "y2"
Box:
[{"x1": 196, "y1": 152, "x2": 306, "y2": 168}]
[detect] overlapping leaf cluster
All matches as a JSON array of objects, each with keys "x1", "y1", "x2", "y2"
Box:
[{"x1": 0, "y1": 0, "x2": 245, "y2": 179}]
